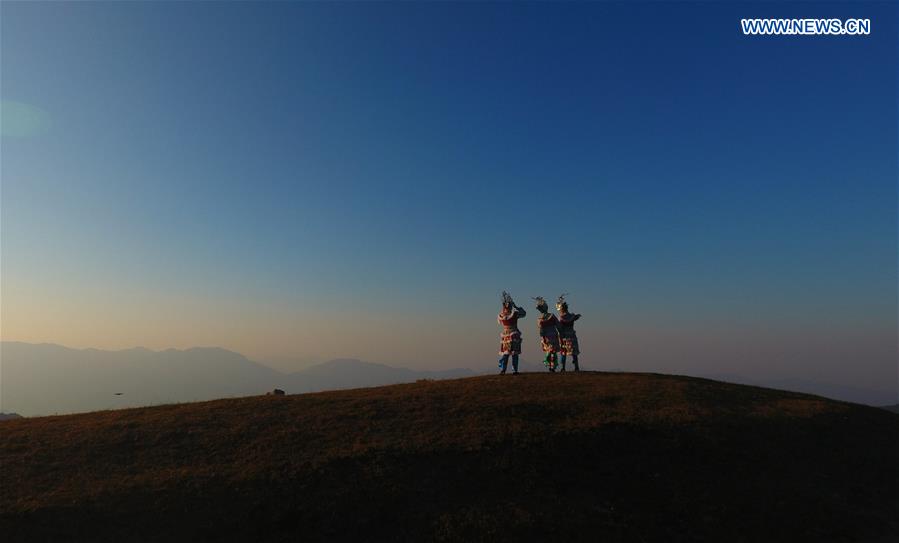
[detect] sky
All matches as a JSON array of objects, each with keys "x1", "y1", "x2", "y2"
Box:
[{"x1": 1, "y1": 2, "x2": 896, "y2": 399}]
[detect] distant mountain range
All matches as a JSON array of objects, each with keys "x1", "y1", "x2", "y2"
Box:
[
  {"x1": 2, "y1": 342, "x2": 894, "y2": 416},
  {"x1": 0, "y1": 342, "x2": 473, "y2": 416}
]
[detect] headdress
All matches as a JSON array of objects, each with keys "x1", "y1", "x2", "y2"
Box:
[
  {"x1": 502, "y1": 291, "x2": 514, "y2": 306},
  {"x1": 533, "y1": 296, "x2": 548, "y2": 312},
  {"x1": 556, "y1": 293, "x2": 570, "y2": 310}
]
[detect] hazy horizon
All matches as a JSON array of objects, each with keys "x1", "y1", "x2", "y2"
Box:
[
  {"x1": 1, "y1": 340, "x2": 894, "y2": 411},
  {"x1": 2, "y1": 3, "x2": 896, "y2": 402},
  {"x1": 1, "y1": 340, "x2": 895, "y2": 418}
]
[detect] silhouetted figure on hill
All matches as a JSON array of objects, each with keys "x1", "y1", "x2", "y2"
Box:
[
  {"x1": 533, "y1": 296, "x2": 560, "y2": 372},
  {"x1": 497, "y1": 291, "x2": 526, "y2": 375},
  {"x1": 556, "y1": 294, "x2": 581, "y2": 371}
]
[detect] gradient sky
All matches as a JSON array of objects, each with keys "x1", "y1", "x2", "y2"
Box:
[{"x1": 1, "y1": 2, "x2": 896, "y2": 398}]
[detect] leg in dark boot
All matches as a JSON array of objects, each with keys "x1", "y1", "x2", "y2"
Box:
[
  {"x1": 512, "y1": 354, "x2": 520, "y2": 375},
  {"x1": 572, "y1": 354, "x2": 579, "y2": 372},
  {"x1": 560, "y1": 354, "x2": 566, "y2": 372}
]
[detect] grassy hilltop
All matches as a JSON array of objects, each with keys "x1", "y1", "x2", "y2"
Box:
[{"x1": 2, "y1": 372, "x2": 898, "y2": 542}]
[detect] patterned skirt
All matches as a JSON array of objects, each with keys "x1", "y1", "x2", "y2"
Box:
[
  {"x1": 540, "y1": 334, "x2": 561, "y2": 353},
  {"x1": 500, "y1": 330, "x2": 522, "y2": 355},
  {"x1": 560, "y1": 336, "x2": 580, "y2": 356}
]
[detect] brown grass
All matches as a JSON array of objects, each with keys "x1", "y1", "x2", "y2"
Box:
[{"x1": 1, "y1": 372, "x2": 897, "y2": 542}]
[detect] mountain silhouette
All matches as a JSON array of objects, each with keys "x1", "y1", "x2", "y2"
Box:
[{"x1": 0, "y1": 342, "x2": 473, "y2": 416}]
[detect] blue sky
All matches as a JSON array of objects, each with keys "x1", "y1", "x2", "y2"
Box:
[{"x1": 1, "y1": 2, "x2": 896, "y2": 399}]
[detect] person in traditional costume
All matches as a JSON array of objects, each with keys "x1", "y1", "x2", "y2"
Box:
[
  {"x1": 497, "y1": 291, "x2": 526, "y2": 375},
  {"x1": 556, "y1": 294, "x2": 581, "y2": 371},
  {"x1": 533, "y1": 296, "x2": 561, "y2": 372}
]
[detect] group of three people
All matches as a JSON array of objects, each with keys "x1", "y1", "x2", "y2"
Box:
[{"x1": 497, "y1": 292, "x2": 581, "y2": 375}]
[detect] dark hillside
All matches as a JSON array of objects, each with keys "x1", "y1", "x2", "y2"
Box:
[{"x1": 2, "y1": 372, "x2": 897, "y2": 542}]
